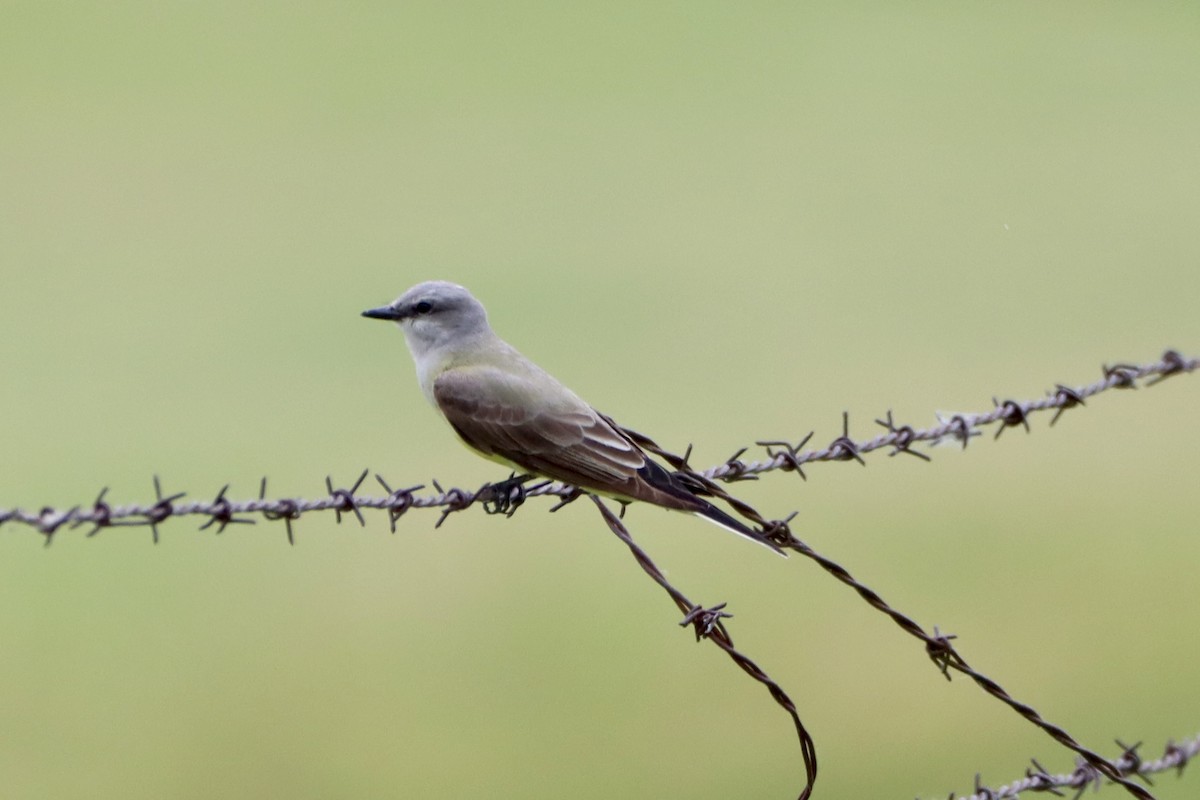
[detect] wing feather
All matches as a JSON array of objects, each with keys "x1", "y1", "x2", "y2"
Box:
[{"x1": 433, "y1": 366, "x2": 652, "y2": 494}]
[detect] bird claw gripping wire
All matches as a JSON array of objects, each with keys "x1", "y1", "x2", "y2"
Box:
[{"x1": 477, "y1": 473, "x2": 541, "y2": 517}]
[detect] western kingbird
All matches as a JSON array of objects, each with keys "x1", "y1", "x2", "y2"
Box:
[{"x1": 363, "y1": 280, "x2": 785, "y2": 556}]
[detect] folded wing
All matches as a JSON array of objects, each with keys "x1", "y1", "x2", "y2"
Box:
[{"x1": 433, "y1": 365, "x2": 700, "y2": 510}]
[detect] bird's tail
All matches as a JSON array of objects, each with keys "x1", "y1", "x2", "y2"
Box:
[
  {"x1": 631, "y1": 457, "x2": 789, "y2": 557},
  {"x1": 692, "y1": 502, "x2": 788, "y2": 558}
]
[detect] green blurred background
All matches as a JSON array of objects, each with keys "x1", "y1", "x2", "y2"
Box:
[{"x1": 2, "y1": 3, "x2": 1197, "y2": 798}]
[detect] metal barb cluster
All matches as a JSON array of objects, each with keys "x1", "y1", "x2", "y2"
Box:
[{"x1": 927, "y1": 733, "x2": 1200, "y2": 800}]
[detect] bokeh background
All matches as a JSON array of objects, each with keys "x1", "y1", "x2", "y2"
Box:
[{"x1": 2, "y1": 4, "x2": 1197, "y2": 799}]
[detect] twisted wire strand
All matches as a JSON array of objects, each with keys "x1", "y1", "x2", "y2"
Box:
[
  {"x1": 627, "y1": 432, "x2": 1157, "y2": 800},
  {"x1": 590, "y1": 497, "x2": 818, "y2": 800},
  {"x1": 2, "y1": 349, "x2": 1192, "y2": 539},
  {"x1": 933, "y1": 732, "x2": 1198, "y2": 800}
]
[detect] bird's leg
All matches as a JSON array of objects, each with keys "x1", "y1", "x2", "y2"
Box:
[
  {"x1": 478, "y1": 473, "x2": 537, "y2": 517},
  {"x1": 547, "y1": 487, "x2": 584, "y2": 513}
]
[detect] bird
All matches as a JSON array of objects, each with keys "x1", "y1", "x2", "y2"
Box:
[{"x1": 362, "y1": 280, "x2": 785, "y2": 556}]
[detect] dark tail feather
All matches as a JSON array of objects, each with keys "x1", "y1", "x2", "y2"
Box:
[
  {"x1": 633, "y1": 459, "x2": 787, "y2": 557},
  {"x1": 692, "y1": 502, "x2": 788, "y2": 558}
]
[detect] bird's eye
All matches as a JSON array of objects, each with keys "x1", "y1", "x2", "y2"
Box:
[{"x1": 414, "y1": 301, "x2": 434, "y2": 315}]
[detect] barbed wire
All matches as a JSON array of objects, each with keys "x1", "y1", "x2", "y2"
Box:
[
  {"x1": 2, "y1": 347, "x2": 1195, "y2": 800},
  {"x1": 590, "y1": 496, "x2": 818, "y2": 800},
  {"x1": 623, "y1": 434, "x2": 1162, "y2": 800},
  {"x1": 928, "y1": 732, "x2": 1198, "y2": 800},
  {"x1": 2, "y1": 349, "x2": 1192, "y2": 540}
]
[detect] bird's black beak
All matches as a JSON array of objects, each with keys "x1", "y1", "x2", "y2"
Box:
[{"x1": 362, "y1": 305, "x2": 404, "y2": 321}]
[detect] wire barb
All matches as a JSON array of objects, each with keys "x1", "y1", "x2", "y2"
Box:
[
  {"x1": 756, "y1": 432, "x2": 815, "y2": 479},
  {"x1": 375, "y1": 475, "x2": 424, "y2": 533},
  {"x1": 1049, "y1": 385, "x2": 1086, "y2": 426},
  {"x1": 144, "y1": 475, "x2": 185, "y2": 544},
  {"x1": 678, "y1": 602, "x2": 733, "y2": 641},
  {"x1": 198, "y1": 484, "x2": 256, "y2": 533},
  {"x1": 875, "y1": 410, "x2": 932, "y2": 461},
  {"x1": 326, "y1": 470, "x2": 369, "y2": 526},
  {"x1": 1145, "y1": 349, "x2": 1190, "y2": 386},
  {"x1": 992, "y1": 398, "x2": 1031, "y2": 439},
  {"x1": 721, "y1": 447, "x2": 761, "y2": 481},
  {"x1": 38, "y1": 504, "x2": 78, "y2": 546},
  {"x1": 926, "y1": 626, "x2": 961, "y2": 680},
  {"x1": 1103, "y1": 363, "x2": 1140, "y2": 389},
  {"x1": 434, "y1": 487, "x2": 473, "y2": 528},
  {"x1": 258, "y1": 477, "x2": 300, "y2": 545},
  {"x1": 827, "y1": 411, "x2": 866, "y2": 464}
]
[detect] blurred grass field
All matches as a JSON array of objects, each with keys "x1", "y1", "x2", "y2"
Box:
[{"x1": 1, "y1": 3, "x2": 1198, "y2": 799}]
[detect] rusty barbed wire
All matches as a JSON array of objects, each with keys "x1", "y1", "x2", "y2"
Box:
[
  {"x1": 926, "y1": 732, "x2": 1198, "y2": 800},
  {"x1": 625, "y1": 425, "x2": 1160, "y2": 800},
  {"x1": 2, "y1": 349, "x2": 1191, "y2": 540},
  {"x1": 1, "y1": 348, "x2": 1195, "y2": 800},
  {"x1": 589, "y1": 496, "x2": 818, "y2": 800}
]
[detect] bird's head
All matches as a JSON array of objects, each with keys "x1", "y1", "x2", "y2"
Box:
[{"x1": 362, "y1": 280, "x2": 491, "y2": 359}]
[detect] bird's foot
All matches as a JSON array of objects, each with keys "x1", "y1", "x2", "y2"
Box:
[{"x1": 478, "y1": 473, "x2": 538, "y2": 517}]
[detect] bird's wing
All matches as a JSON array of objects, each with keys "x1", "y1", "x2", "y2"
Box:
[
  {"x1": 432, "y1": 365, "x2": 667, "y2": 498},
  {"x1": 432, "y1": 364, "x2": 787, "y2": 555}
]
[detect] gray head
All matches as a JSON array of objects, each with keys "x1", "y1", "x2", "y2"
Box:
[{"x1": 362, "y1": 280, "x2": 493, "y2": 359}]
